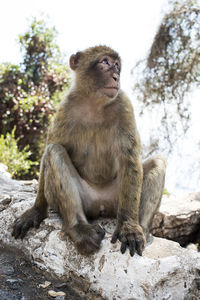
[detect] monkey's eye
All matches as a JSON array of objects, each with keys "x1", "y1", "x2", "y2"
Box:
[
  {"x1": 102, "y1": 58, "x2": 109, "y2": 65},
  {"x1": 114, "y1": 62, "x2": 120, "y2": 71}
]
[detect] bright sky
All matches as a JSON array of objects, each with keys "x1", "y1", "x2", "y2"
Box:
[{"x1": 0, "y1": 0, "x2": 167, "y2": 91}]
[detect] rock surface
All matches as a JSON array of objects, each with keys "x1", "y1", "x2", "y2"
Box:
[
  {"x1": 0, "y1": 172, "x2": 200, "y2": 300},
  {"x1": 0, "y1": 244, "x2": 84, "y2": 300},
  {"x1": 152, "y1": 193, "x2": 200, "y2": 246}
]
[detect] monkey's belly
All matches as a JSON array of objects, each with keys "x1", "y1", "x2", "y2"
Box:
[
  {"x1": 69, "y1": 149, "x2": 118, "y2": 186},
  {"x1": 79, "y1": 178, "x2": 119, "y2": 219}
]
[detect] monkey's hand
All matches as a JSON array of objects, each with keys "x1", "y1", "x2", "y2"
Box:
[
  {"x1": 111, "y1": 221, "x2": 146, "y2": 256},
  {"x1": 12, "y1": 207, "x2": 47, "y2": 239}
]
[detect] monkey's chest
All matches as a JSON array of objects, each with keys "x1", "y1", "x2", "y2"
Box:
[{"x1": 68, "y1": 132, "x2": 118, "y2": 184}]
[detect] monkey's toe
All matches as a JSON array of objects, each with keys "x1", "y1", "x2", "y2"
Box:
[
  {"x1": 135, "y1": 237, "x2": 145, "y2": 256},
  {"x1": 94, "y1": 223, "x2": 105, "y2": 239},
  {"x1": 12, "y1": 207, "x2": 46, "y2": 239},
  {"x1": 12, "y1": 218, "x2": 33, "y2": 239}
]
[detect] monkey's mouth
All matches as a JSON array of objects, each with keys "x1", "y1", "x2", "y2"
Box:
[
  {"x1": 104, "y1": 85, "x2": 119, "y2": 89},
  {"x1": 103, "y1": 86, "x2": 119, "y2": 92},
  {"x1": 101, "y1": 86, "x2": 119, "y2": 98}
]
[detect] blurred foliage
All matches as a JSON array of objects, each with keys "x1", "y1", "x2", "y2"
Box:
[
  {"x1": 132, "y1": 0, "x2": 200, "y2": 152},
  {"x1": 0, "y1": 18, "x2": 70, "y2": 178},
  {"x1": 163, "y1": 188, "x2": 170, "y2": 196},
  {"x1": 0, "y1": 127, "x2": 38, "y2": 178}
]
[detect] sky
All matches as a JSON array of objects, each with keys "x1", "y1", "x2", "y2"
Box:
[{"x1": 0, "y1": 0, "x2": 167, "y2": 92}]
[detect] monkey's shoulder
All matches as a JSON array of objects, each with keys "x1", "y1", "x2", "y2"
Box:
[{"x1": 117, "y1": 90, "x2": 134, "y2": 112}]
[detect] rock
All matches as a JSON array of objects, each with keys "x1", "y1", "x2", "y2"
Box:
[
  {"x1": 152, "y1": 193, "x2": 200, "y2": 246},
  {"x1": 0, "y1": 173, "x2": 200, "y2": 300},
  {"x1": 6, "y1": 278, "x2": 22, "y2": 290},
  {"x1": 39, "y1": 281, "x2": 51, "y2": 288},
  {"x1": 0, "y1": 265, "x2": 15, "y2": 276},
  {"x1": 0, "y1": 163, "x2": 11, "y2": 178},
  {"x1": 55, "y1": 297, "x2": 65, "y2": 300},
  {"x1": 187, "y1": 243, "x2": 198, "y2": 251},
  {"x1": 48, "y1": 290, "x2": 66, "y2": 297},
  {"x1": 0, "y1": 289, "x2": 18, "y2": 300}
]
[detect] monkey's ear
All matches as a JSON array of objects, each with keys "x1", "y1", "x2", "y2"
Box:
[{"x1": 69, "y1": 52, "x2": 82, "y2": 70}]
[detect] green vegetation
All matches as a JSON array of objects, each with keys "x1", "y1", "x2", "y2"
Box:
[
  {"x1": 163, "y1": 188, "x2": 170, "y2": 196},
  {"x1": 0, "y1": 18, "x2": 70, "y2": 179},
  {"x1": 0, "y1": 128, "x2": 37, "y2": 178}
]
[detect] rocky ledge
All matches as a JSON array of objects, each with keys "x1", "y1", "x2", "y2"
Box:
[
  {"x1": 0, "y1": 171, "x2": 200, "y2": 300},
  {"x1": 152, "y1": 192, "x2": 200, "y2": 247}
]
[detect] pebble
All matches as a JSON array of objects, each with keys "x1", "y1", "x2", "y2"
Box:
[
  {"x1": 2, "y1": 265, "x2": 14, "y2": 275},
  {"x1": 0, "y1": 289, "x2": 19, "y2": 300},
  {"x1": 55, "y1": 296, "x2": 66, "y2": 300},
  {"x1": 48, "y1": 290, "x2": 66, "y2": 297}
]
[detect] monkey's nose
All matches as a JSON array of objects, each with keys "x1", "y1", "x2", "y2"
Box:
[{"x1": 113, "y1": 73, "x2": 119, "y2": 82}]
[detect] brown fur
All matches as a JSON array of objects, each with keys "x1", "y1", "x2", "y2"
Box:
[{"x1": 12, "y1": 46, "x2": 166, "y2": 256}]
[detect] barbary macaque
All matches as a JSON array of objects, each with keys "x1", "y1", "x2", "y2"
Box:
[{"x1": 12, "y1": 46, "x2": 166, "y2": 256}]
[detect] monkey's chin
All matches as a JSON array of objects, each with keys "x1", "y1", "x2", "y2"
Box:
[{"x1": 101, "y1": 87, "x2": 119, "y2": 99}]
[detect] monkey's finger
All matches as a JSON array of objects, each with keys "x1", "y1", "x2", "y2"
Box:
[
  {"x1": 33, "y1": 218, "x2": 42, "y2": 229},
  {"x1": 86, "y1": 235, "x2": 103, "y2": 254},
  {"x1": 13, "y1": 218, "x2": 19, "y2": 225},
  {"x1": 135, "y1": 238, "x2": 145, "y2": 256},
  {"x1": 12, "y1": 219, "x2": 26, "y2": 238},
  {"x1": 12, "y1": 225, "x2": 21, "y2": 239},
  {"x1": 111, "y1": 229, "x2": 119, "y2": 243},
  {"x1": 19, "y1": 220, "x2": 33, "y2": 239},
  {"x1": 86, "y1": 242, "x2": 100, "y2": 254},
  {"x1": 120, "y1": 237, "x2": 128, "y2": 254},
  {"x1": 77, "y1": 238, "x2": 100, "y2": 255},
  {"x1": 127, "y1": 236, "x2": 136, "y2": 257},
  {"x1": 20, "y1": 226, "x2": 29, "y2": 239},
  {"x1": 90, "y1": 240, "x2": 101, "y2": 250},
  {"x1": 95, "y1": 224, "x2": 105, "y2": 238}
]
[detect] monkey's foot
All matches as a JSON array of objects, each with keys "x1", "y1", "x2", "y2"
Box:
[
  {"x1": 12, "y1": 207, "x2": 47, "y2": 239},
  {"x1": 111, "y1": 222, "x2": 146, "y2": 257},
  {"x1": 70, "y1": 223, "x2": 105, "y2": 255}
]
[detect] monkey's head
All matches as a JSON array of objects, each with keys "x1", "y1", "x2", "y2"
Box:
[{"x1": 70, "y1": 46, "x2": 121, "y2": 99}]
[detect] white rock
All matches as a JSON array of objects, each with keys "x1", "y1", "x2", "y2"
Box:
[
  {"x1": 152, "y1": 193, "x2": 200, "y2": 245},
  {"x1": 0, "y1": 173, "x2": 200, "y2": 300},
  {"x1": 0, "y1": 163, "x2": 11, "y2": 178}
]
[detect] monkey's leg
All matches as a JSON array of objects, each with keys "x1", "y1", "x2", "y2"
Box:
[
  {"x1": 12, "y1": 157, "x2": 48, "y2": 239},
  {"x1": 139, "y1": 155, "x2": 166, "y2": 239},
  {"x1": 43, "y1": 144, "x2": 105, "y2": 255}
]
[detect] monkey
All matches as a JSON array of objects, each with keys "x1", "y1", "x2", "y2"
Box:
[{"x1": 12, "y1": 45, "x2": 166, "y2": 256}]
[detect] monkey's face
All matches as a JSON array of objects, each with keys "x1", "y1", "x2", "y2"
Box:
[
  {"x1": 70, "y1": 46, "x2": 121, "y2": 99},
  {"x1": 94, "y1": 56, "x2": 120, "y2": 98}
]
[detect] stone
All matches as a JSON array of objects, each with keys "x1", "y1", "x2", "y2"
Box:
[
  {"x1": 39, "y1": 281, "x2": 51, "y2": 288},
  {"x1": 0, "y1": 289, "x2": 18, "y2": 300},
  {"x1": 6, "y1": 278, "x2": 22, "y2": 290},
  {"x1": 48, "y1": 290, "x2": 66, "y2": 297},
  {"x1": 152, "y1": 193, "x2": 200, "y2": 246},
  {"x1": 0, "y1": 265, "x2": 15, "y2": 276},
  {"x1": 0, "y1": 173, "x2": 200, "y2": 300},
  {"x1": 0, "y1": 163, "x2": 11, "y2": 178},
  {"x1": 55, "y1": 297, "x2": 65, "y2": 300}
]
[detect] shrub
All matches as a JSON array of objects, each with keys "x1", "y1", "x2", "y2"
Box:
[
  {"x1": 0, "y1": 127, "x2": 38, "y2": 179},
  {"x1": 0, "y1": 18, "x2": 70, "y2": 178}
]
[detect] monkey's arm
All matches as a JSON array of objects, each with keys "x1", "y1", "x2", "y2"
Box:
[
  {"x1": 111, "y1": 104, "x2": 146, "y2": 256},
  {"x1": 111, "y1": 156, "x2": 145, "y2": 255}
]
